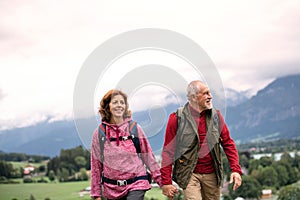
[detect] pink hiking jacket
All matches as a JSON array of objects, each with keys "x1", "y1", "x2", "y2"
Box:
[{"x1": 90, "y1": 118, "x2": 162, "y2": 199}]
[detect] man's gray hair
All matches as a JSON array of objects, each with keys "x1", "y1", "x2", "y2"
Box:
[{"x1": 186, "y1": 80, "x2": 204, "y2": 101}]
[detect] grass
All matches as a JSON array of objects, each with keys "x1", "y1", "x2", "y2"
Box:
[
  {"x1": 145, "y1": 187, "x2": 168, "y2": 200},
  {"x1": 2, "y1": 159, "x2": 166, "y2": 200},
  {"x1": 0, "y1": 181, "x2": 91, "y2": 200},
  {"x1": 0, "y1": 181, "x2": 166, "y2": 200}
]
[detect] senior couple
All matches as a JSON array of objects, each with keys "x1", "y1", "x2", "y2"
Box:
[{"x1": 90, "y1": 80, "x2": 242, "y2": 200}]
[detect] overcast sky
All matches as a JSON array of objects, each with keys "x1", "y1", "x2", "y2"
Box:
[{"x1": 1, "y1": 0, "x2": 300, "y2": 130}]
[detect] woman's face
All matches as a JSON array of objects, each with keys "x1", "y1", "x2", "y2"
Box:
[{"x1": 109, "y1": 94, "x2": 126, "y2": 120}]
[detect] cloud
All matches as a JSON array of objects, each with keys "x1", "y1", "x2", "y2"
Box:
[
  {"x1": 210, "y1": 1, "x2": 300, "y2": 92},
  {"x1": 0, "y1": 89, "x2": 4, "y2": 101}
]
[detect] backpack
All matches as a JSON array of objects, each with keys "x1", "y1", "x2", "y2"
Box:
[
  {"x1": 98, "y1": 120, "x2": 151, "y2": 184},
  {"x1": 98, "y1": 120, "x2": 141, "y2": 161}
]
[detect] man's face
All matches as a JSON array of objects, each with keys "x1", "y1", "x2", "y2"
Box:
[{"x1": 195, "y1": 85, "x2": 213, "y2": 111}]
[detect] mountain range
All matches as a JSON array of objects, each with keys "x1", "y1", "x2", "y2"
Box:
[
  {"x1": 226, "y1": 74, "x2": 300, "y2": 143},
  {"x1": 0, "y1": 74, "x2": 299, "y2": 157}
]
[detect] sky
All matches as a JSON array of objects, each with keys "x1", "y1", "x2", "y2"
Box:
[{"x1": 0, "y1": 0, "x2": 300, "y2": 130}]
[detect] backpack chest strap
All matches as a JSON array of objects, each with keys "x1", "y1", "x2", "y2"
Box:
[{"x1": 109, "y1": 135, "x2": 135, "y2": 142}]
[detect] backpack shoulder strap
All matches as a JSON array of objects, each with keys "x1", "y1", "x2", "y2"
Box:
[
  {"x1": 176, "y1": 107, "x2": 183, "y2": 125},
  {"x1": 212, "y1": 108, "x2": 222, "y2": 143},
  {"x1": 206, "y1": 108, "x2": 222, "y2": 144},
  {"x1": 129, "y1": 120, "x2": 151, "y2": 181},
  {"x1": 129, "y1": 120, "x2": 141, "y2": 155},
  {"x1": 175, "y1": 107, "x2": 185, "y2": 137},
  {"x1": 212, "y1": 108, "x2": 220, "y2": 133},
  {"x1": 208, "y1": 108, "x2": 220, "y2": 135},
  {"x1": 98, "y1": 123, "x2": 107, "y2": 162}
]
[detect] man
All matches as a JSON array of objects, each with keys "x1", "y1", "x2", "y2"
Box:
[{"x1": 161, "y1": 80, "x2": 242, "y2": 200}]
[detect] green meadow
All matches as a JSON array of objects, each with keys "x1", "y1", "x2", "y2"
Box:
[{"x1": 0, "y1": 181, "x2": 167, "y2": 200}]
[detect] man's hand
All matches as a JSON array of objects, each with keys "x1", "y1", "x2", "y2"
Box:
[
  {"x1": 230, "y1": 172, "x2": 242, "y2": 191},
  {"x1": 162, "y1": 184, "x2": 179, "y2": 199}
]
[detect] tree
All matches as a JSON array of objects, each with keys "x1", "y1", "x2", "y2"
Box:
[
  {"x1": 259, "y1": 166, "x2": 278, "y2": 187},
  {"x1": 272, "y1": 164, "x2": 289, "y2": 188},
  {"x1": 293, "y1": 151, "x2": 300, "y2": 169},
  {"x1": 75, "y1": 156, "x2": 87, "y2": 169},
  {"x1": 248, "y1": 159, "x2": 261, "y2": 175},
  {"x1": 278, "y1": 160, "x2": 300, "y2": 184},
  {"x1": 0, "y1": 161, "x2": 13, "y2": 178},
  {"x1": 250, "y1": 165, "x2": 263, "y2": 182},
  {"x1": 47, "y1": 156, "x2": 60, "y2": 175},
  {"x1": 57, "y1": 168, "x2": 69, "y2": 182},
  {"x1": 10, "y1": 167, "x2": 22, "y2": 178},
  {"x1": 259, "y1": 156, "x2": 273, "y2": 167},
  {"x1": 38, "y1": 165, "x2": 46, "y2": 173},
  {"x1": 59, "y1": 161, "x2": 76, "y2": 175},
  {"x1": 47, "y1": 146, "x2": 90, "y2": 177},
  {"x1": 78, "y1": 168, "x2": 89, "y2": 181},
  {"x1": 229, "y1": 175, "x2": 262, "y2": 200},
  {"x1": 48, "y1": 170, "x2": 56, "y2": 182},
  {"x1": 278, "y1": 185, "x2": 300, "y2": 200},
  {"x1": 239, "y1": 153, "x2": 250, "y2": 169},
  {"x1": 222, "y1": 156, "x2": 231, "y2": 181},
  {"x1": 280, "y1": 152, "x2": 293, "y2": 163}
]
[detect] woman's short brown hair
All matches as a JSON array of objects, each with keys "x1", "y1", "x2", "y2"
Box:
[{"x1": 99, "y1": 89, "x2": 132, "y2": 122}]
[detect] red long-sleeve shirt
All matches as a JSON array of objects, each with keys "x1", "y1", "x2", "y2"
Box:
[{"x1": 160, "y1": 105, "x2": 242, "y2": 185}]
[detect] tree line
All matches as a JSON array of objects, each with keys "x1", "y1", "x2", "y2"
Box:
[
  {"x1": 223, "y1": 150, "x2": 300, "y2": 200},
  {"x1": 238, "y1": 138, "x2": 300, "y2": 153},
  {"x1": 0, "y1": 152, "x2": 50, "y2": 162},
  {"x1": 0, "y1": 145, "x2": 90, "y2": 183},
  {"x1": 46, "y1": 145, "x2": 90, "y2": 182}
]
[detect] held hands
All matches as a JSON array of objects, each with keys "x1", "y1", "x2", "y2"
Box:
[
  {"x1": 230, "y1": 172, "x2": 242, "y2": 191},
  {"x1": 162, "y1": 184, "x2": 179, "y2": 200}
]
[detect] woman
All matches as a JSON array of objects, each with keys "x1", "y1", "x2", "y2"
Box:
[{"x1": 90, "y1": 89, "x2": 162, "y2": 200}]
